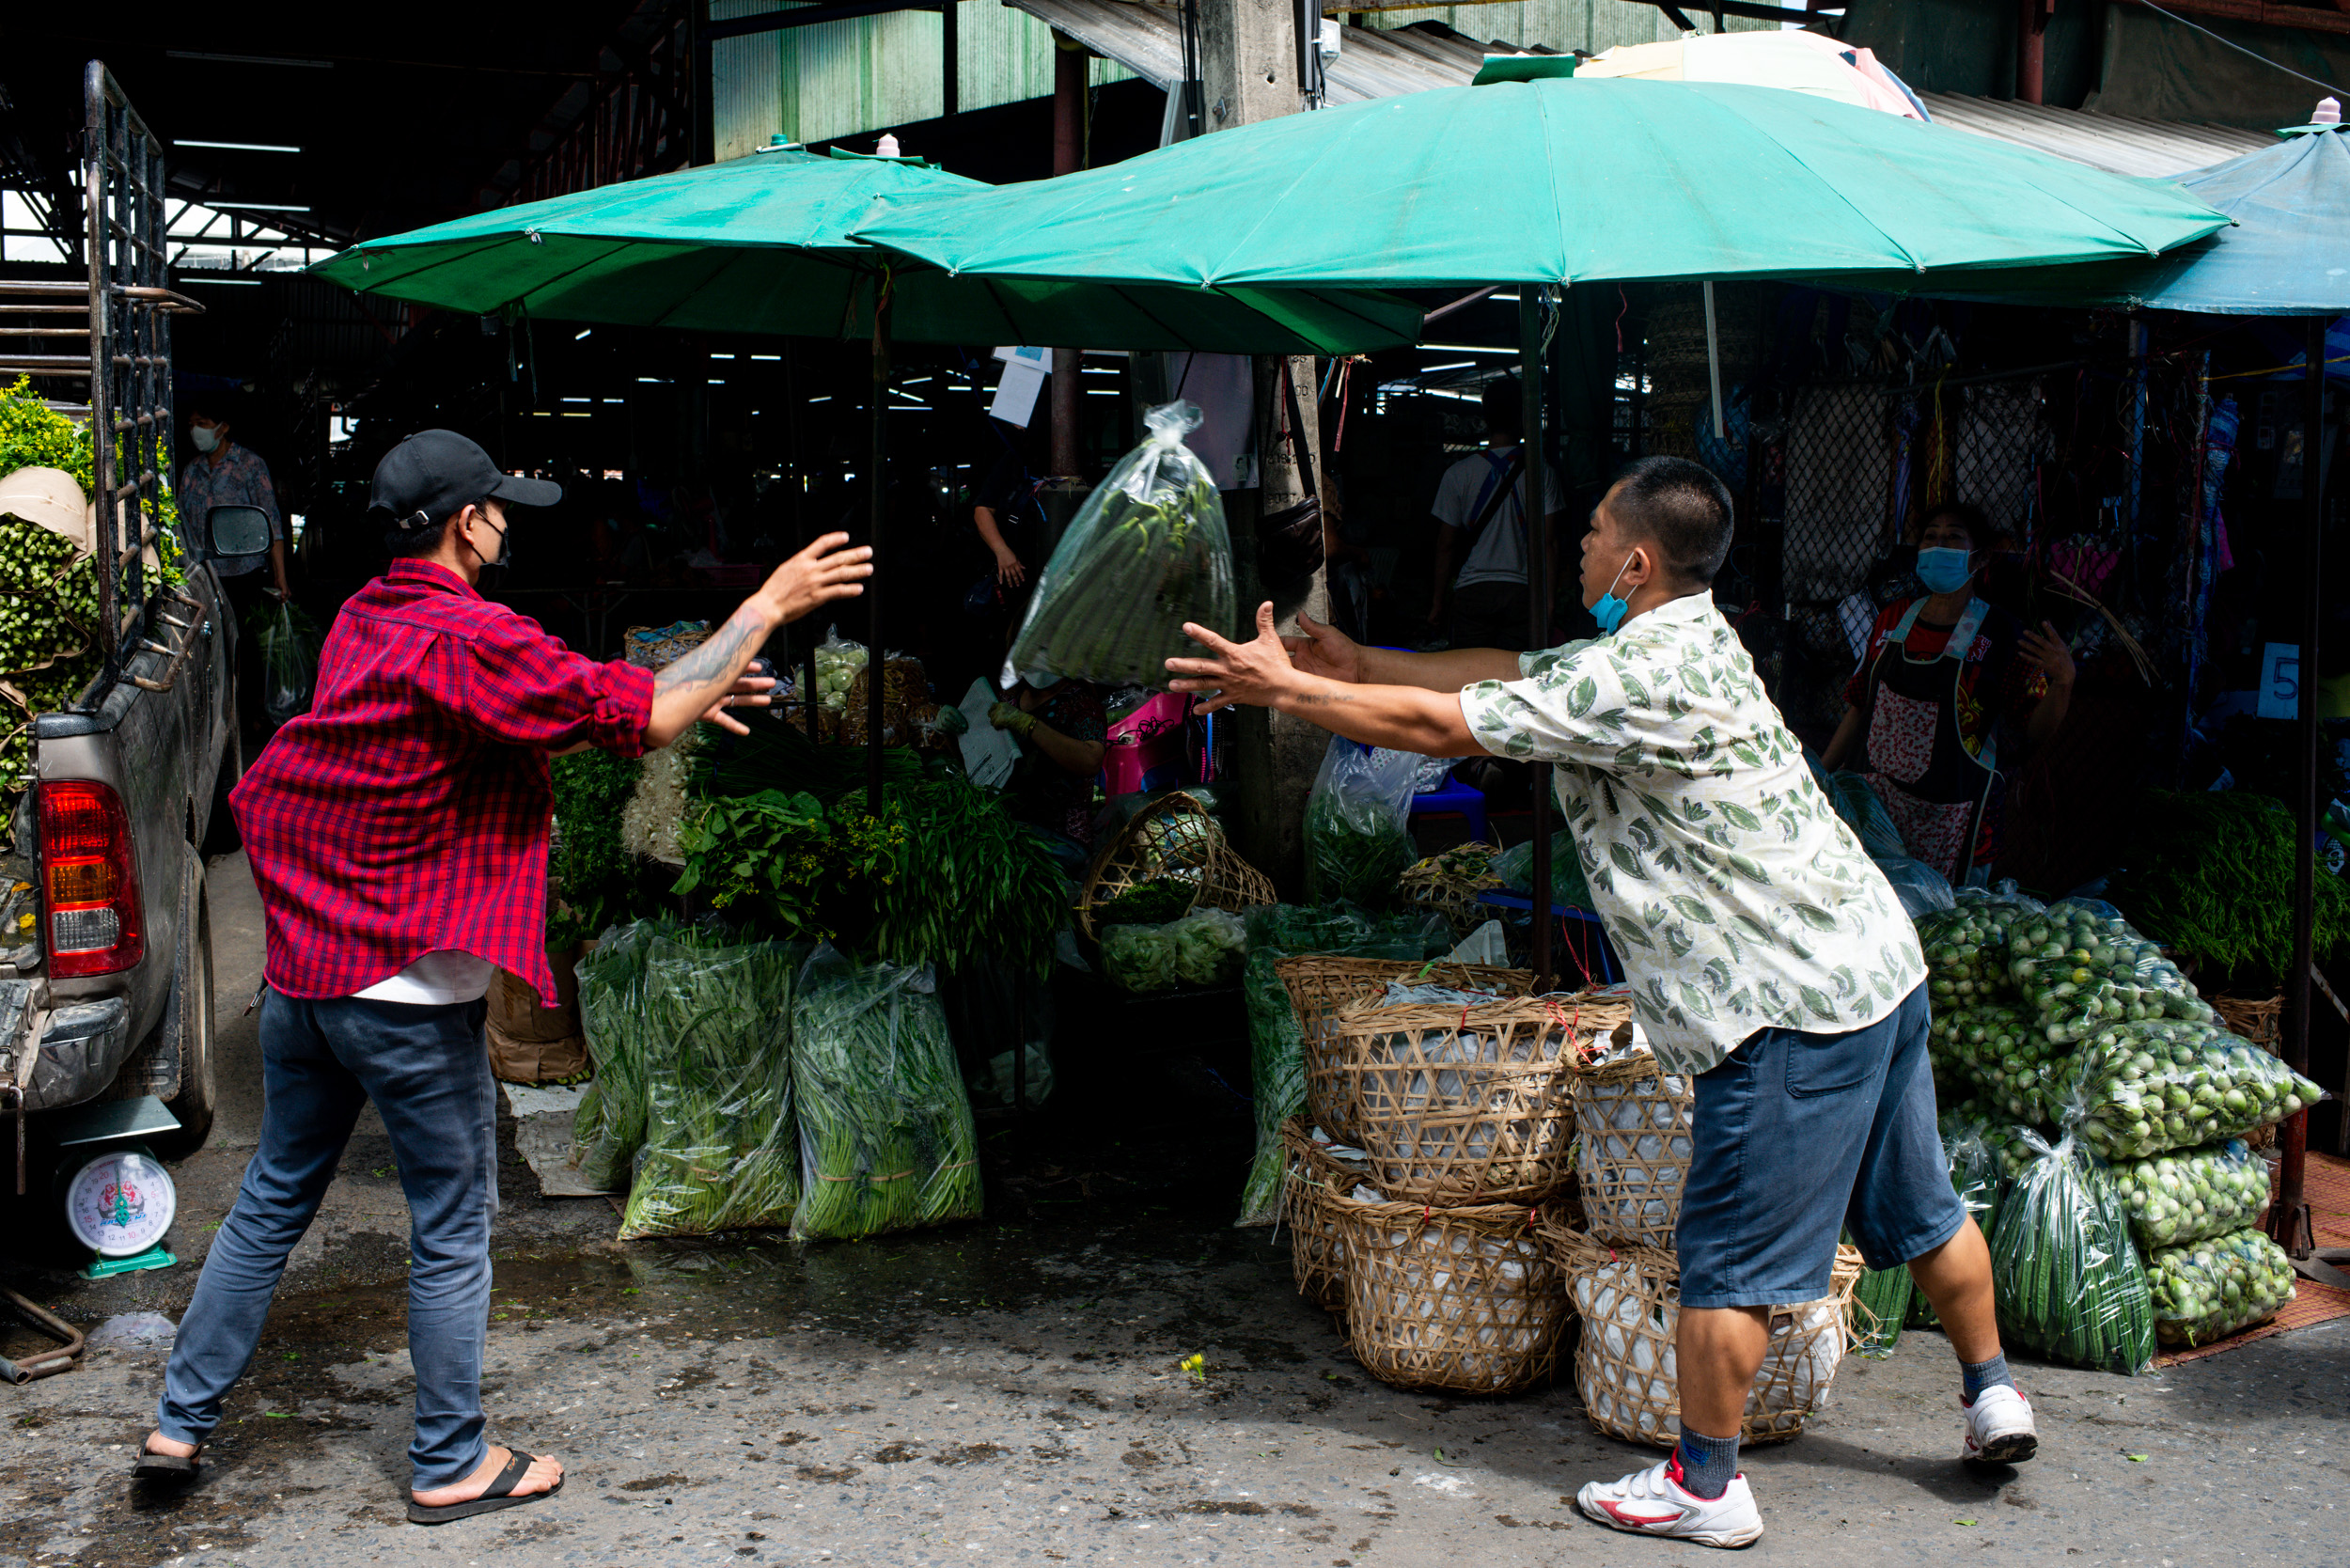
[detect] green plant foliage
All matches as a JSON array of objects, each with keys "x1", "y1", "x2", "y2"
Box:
[
  {"x1": 549, "y1": 749, "x2": 646, "y2": 947},
  {"x1": 2108, "y1": 790, "x2": 2350, "y2": 976}
]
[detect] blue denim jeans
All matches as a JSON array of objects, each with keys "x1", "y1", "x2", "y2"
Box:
[{"x1": 156, "y1": 990, "x2": 498, "y2": 1490}]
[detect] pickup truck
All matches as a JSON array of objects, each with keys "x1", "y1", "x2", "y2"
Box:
[{"x1": 0, "y1": 63, "x2": 244, "y2": 1179}]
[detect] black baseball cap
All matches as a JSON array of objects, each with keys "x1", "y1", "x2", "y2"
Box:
[{"x1": 370, "y1": 429, "x2": 562, "y2": 534}]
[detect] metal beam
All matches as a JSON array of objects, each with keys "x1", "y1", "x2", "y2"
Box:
[
  {"x1": 1618, "y1": 0, "x2": 1841, "y2": 24},
  {"x1": 2118, "y1": 0, "x2": 2350, "y2": 36},
  {"x1": 702, "y1": 0, "x2": 945, "y2": 39}
]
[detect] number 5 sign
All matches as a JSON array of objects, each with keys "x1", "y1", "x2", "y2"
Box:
[{"x1": 2261, "y1": 642, "x2": 2302, "y2": 721}]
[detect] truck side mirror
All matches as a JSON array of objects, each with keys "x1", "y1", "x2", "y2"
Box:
[{"x1": 207, "y1": 504, "x2": 272, "y2": 560}]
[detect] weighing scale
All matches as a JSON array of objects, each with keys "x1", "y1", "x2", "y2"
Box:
[{"x1": 48, "y1": 1096, "x2": 180, "y2": 1278}]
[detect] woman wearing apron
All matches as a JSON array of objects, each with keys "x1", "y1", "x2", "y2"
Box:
[{"x1": 1822, "y1": 503, "x2": 2075, "y2": 883}]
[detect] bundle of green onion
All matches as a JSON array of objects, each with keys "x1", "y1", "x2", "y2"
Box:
[
  {"x1": 2145, "y1": 1227, "x2": 2296, "y2": 1346},
  {"x1": 790, "y1": 946, "x2": 981, "y2": 1241},
  {"x1": 618, "y1": 933, "x2": 803, "y2": 1240}
]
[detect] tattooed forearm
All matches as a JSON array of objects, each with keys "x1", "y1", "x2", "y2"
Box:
[
  {"x1": 1287, "y1": 691, "x2": 1356, "y2": 706},
  {"x1": 655, "y1": 609, "x2": 760, "y2": 698}
]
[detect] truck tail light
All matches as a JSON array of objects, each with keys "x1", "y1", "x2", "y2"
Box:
[{"x1": 40, "y1": 779, "x2": 143, "y2": 978}]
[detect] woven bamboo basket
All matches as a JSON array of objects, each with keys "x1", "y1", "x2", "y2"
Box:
[
  {"x1": 1078, "y1": 792, "x2": 1275, "y2": 941},
  {"x1": 1323, "y1": 992, "x2": 1634, "y2": 1205},
  {"x1": 1278, "y1": 957, "x2": 1534, "y2": 1140},
  {"x1": 1574, "y1": 1048, "x2": 1695, "y2": 1251},
  {"x1": 1543, "y1": 1223, "x2": 1864, "y2": 1447},
  {"x1": 1399, "y1": 844, "x2": 1506, "y2": 939},
  {"x1": 2212, "y1": 995, "x2": 2285, "y2": 1149},
  {"x1": 1338, "y1": 1192, "x2": 1572, "y2": 1395},
  {"x1": 1277, "y1": 1117, "x2": 1372, "y2": 1315}
]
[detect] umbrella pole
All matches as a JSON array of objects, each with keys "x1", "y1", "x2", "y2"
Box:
[
  {"x1": 869, "y1": 284, "x2": 894, "y2": 814},
  {"x1": 791, "y1": 341, "x2": 821, "y2": 738},
  {"x1": 2274, "y1": 312, "x2": 2326, "y2": 1258},
  {"x1": 1521, "y1": 292, "x2": 1554, "y2": 987}
]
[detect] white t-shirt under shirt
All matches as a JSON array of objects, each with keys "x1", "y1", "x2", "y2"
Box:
[
  {"x1": 352, "y1": 949, "x2": 496, "y2": 1006},
  {"x1": 1431, "y1": 445, "x2": 1564, "y2": 590}
]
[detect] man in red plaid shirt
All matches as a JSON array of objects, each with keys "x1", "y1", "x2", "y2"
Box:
[{"x1": 136, "y1": 431, "x2": 870, "y2": 1524}]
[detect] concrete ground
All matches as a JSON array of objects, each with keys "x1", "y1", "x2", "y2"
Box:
[{"x1": 0, "y1": 856, "x2": 2343, "y2": 1568}]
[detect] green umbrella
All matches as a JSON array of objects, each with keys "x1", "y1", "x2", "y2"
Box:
[
  {"x1": 306, "y1": 146, "x2": 1422, "y2": 354},
  {"x1": 849, "y1": 78, "x2": 2230, "y2": 290}
]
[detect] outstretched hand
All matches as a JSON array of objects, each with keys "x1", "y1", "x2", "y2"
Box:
[
  {"x1": 1282, "y1": 610, "x2": 1362, "y2": 684},
  {"x1": 697, "y1": 673, "x2": 778, "y2": 736},
  {"x1": 2017, "y1": 619, "x2": 2076, "y2": 690},
  {"x1": 754, "y1": 531, "x2": 874, "y2": 624},
  {"x1": 1166, "y1": 602, "x2": 1298, "y2": 714}
]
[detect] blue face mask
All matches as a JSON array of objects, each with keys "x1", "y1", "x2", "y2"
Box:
[
  {"x1": 1591, "y1": 553, "x2": 1637, "y2": 635},
  {"x1": 1917, "y1": 545, "x2": 1975, "y2": 595}
]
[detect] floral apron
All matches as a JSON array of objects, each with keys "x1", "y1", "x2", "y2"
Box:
[{"x1": 1858, "y1": 597, "x2": 2000, "y2": 883}]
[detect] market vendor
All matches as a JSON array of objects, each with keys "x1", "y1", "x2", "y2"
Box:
[
  {"x1": 135, "y1": 431, "x2": 871, "y2": 1524},
  {"x1": 989, "y1": 677, "x2": 1107, "y2": 847},
  {"x1": 1167, "y1": 456, "x2": 2035, "y2": 1551},
  {"x1": 1819, "y1": 501, "x2": 2075, "y2": 883}
]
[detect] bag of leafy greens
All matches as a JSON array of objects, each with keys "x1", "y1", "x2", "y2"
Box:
[
  {"x1": 619, "y1": 933, "x2": 803, "y2": 1239},
  {"x1": 1303, "y1": 738, "x2": 1421, "y2": 909},
  {"x1": 569, "y1": 919, "x2": 666, "y2": 1191},
  {"x1": 1099, "y1": 907, "x2": 1248, "y2": 994},
  {"x1": 790, "y1": 945, "x2": 981, "y2": 1241},
  {"x1": 1489, "y1": 831, "x2": 1592, "y2": 910}
]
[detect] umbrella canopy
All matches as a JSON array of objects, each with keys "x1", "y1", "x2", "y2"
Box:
[
  {"x1": 1923, "y1": 124, "x2": 2350, "y2": 316},
  {"x1": 852, "y1": 78, "x2": 2229, "y2": 293},
  {"x1": 306, "y1": 147, "x2": 1423, "y2": 354},
  {"x1": 1575, "y1": 31, "x2": 1926, "y2": 120}
]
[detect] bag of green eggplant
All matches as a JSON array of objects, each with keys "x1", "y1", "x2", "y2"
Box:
[
  {"x1": 790, "y1": 945, "x2": 981, "y2": 1241},
  {"x1": 1302, "y1": 738, "x2": 1421, "y2": 909},
  {"x1": 1007, "y1": 400, "x2": 1233, "y2": 688},
  {"x1": 1987, "y1": 1131, "x2": 2155, "y2": 1375},
  {"x1": 2061, "y1": 1017, "x2": 2325, "y2": 1161},
  {"x1": 1915, "y1": 890, "x2": 2044, "y2": 1010},
  {"x1": 619, "y1": 933, "x2": 804, "y2": 1240},
  {"x1": 1930, "y1": 1002, "x2": 2069, "y2": 1124},
  {"x1": 2006, "y1": 900, "x2": 2215, "y2": 1044},
  {"x1": 2112, "y1": 1138, "x2": 2273, "y2": 1251},
  {"x1": 2145, "y1": 1227, "x2": 2296, "y2": 1346}
]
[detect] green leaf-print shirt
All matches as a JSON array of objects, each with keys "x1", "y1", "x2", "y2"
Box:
[{"x1": 1458, "y1": 591, "x2": 1924, "y2": 1074}]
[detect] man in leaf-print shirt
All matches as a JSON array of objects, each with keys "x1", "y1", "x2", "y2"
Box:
[{"x1": 1167, "y1": 457, "x2": 2034, "y2": 1549}]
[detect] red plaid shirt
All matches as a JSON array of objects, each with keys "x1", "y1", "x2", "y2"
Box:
[{"x1": 231, "y1": 561, "x2": 654, "y2": 1007}]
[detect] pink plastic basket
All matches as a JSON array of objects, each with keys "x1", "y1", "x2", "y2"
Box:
[{"x1": 1104, "y1": 692, "x2": 1189, "y2": 796}]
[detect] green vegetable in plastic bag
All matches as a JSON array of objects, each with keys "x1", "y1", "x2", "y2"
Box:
[
  {"x1": 1847, "y1": 1238, "x2": 1913, "y2": 1356},
  {"x1": 791, "y1": 945, "x2": 981, "y2": 1241},
  {"x1": 1915, "y1": 889, "x2": 2044, "y2": 1010},
  {"x1": 2145, "y1": 1227, "x2": 2296, "y2": 1346},
  {"x1": 1931, "y1": 1002, "x2": 2072, "y2": 1125},
  {"x1": 1303, "y1": 738, "x2": 1419, "y2": 909},
  {"x1": 2112, "y1": 1138, "x2": 2273, "y2": 1252},
  {"x1": 1100, "y1": 908, "x2": 1247, "y2": 993},
  {"x1": 2006, "y1": 900, "x2": 2215, "y2": 1045},
  {"x1": 1987, "y1": 1131, "x2": 2154, "y2": 1375},
  {"x1": 619, "y1": 933, "x2": 803, "y2": 1239},
  {"x1": 569, "y1": 919, "x2": 666, "y2": 1190},
  {"x1": 1489, "y1": 831, "x2": 1591, "y2": 910},
  {"x1": 2062, "y1": 1018, "x2": 2324, "y2": 1160}
]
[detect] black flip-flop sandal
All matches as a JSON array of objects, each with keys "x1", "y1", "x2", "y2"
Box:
[
  {"x1": 132, "y1": 1438, "x2": 200, "y2": 1483},
  {"x1": 405, "y1": 1450, "x2": 563, "y2": 1526}
]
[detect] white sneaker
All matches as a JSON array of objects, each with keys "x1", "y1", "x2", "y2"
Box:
[
  {"x1": 1575, "y1": 1456, "x2": 1763, "y2": 1548},
  {"x1": 1963, "y1": 1383, "x2": 2039, "y2": 1466}
]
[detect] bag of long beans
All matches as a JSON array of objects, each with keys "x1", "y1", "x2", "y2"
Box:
[
  {"x1": 1987, "y1": 1131, "x2": 2154, "y2": 1375},
  {"x1": 790, "y1": 945, "x2": 981, "y2": 1241},
  {"x1": 569, "y1": 919, "x2": 666, "y2": 1191},
  {"x1": 1007, "y1": 400, "x2": 1233, "y2": 689},
  {"x1": 618, "y1": 933, "x2": 803, "y2": 1240}
]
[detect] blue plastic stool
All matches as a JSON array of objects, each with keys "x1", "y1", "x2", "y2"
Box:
[{"x1": 1409, "y1": 768, "x2": 1490, "y2": 844}]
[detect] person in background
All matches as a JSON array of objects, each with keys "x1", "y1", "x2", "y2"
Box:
[
  {"x1": 1821, "y1": 501, "x2": 2074, "y2": 883},
  {"x1": 989, "y1": 679, "x2": 1106, "y2": 848},
  {"x1": 1427, "y1": 376, "x2": 1565, "y2": 651},
  {"x1": 180, "y1": 393, "x2": 292, "y2": 735},
  {"x1": 971, "y1": 421, "x2": 1045, "y2": 604}
]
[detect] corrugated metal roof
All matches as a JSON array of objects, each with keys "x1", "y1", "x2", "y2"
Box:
[
  {"x1": 1009, "y1": 0, "x2": 1502, "y2": 103},
  {"x1": 1919, "y1": 93, "x2": 2270, "y2": 180}
]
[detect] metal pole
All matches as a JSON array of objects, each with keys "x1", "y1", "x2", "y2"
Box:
[
  {"x1": 2016, "y1": 0, "x2": 2047, "y2": 105},
  {"x1": 1049, "y1": 38, "x2": 1087, "y2": 480},
  {"x1": 789, "y1": 341, "x2": 820, "y2": 737},
  {"x1": 85, "y1": 63, "x2": 116, "y2": 665},
  {"x1": 2273, "y1": 313, "x2": 2326, "y2": 1257},
  {"x1": 868, "y1": 284, "x2": 893, "y2": 814},
  {"x1": 942, "y1": 0, "x2": 960, "y2": 119},
  {"x1": 1521, "y1": 293, "x2": 1553, "y2": 987}
]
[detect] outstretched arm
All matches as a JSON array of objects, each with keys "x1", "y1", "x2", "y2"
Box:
[
  {"x1": 644, "y1": 532, "x2": 872, "y2": 748},
  {"x1": 1169, "y1": 603, "x2": 1485, "y2": 759}
]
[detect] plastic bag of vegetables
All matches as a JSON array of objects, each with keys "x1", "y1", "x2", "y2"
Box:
[
  {"x1": 2061, "y1": 1019, "x2": 2324, "y2": 1160},
  {"x1": 1846, "y1": 1243, "x2": 1913, "y2": 1356},
  {"x1": 1915, "y1": 889, "x2": 2044, "y2": 1010},
  {"x1": 569, "y1": 919, "x2": 666, "y2": 1191},
  {"x1": 790, "y1": 945, "x2": 981, "y2": 1241},
  {"x1": 1932, "y1": 1002, "x2": 2071, "y2": 1124},
  {"x1": 2006, "y1": 900, "x2": 2215, "y2": 1045},
  {"x1": 1490, "y1": 831, "x2": 1592, "y2": 911},
  {"x1": 2113, "y1": 1138, "x2": 2273, "y2": 1251},
  {"x1": 2145, "y1": 1227, "x2": 2296, "y2": 1346},
  {"x1": 1007, "y1": 400, "x2": 1233, "y2": 688},
  {"x1": 619, "y1": 933, "x2": 803, "y2": 1240},
  {"x1": 1987, "y1": 1131, "x2": 2154, "y2": 1375},
  {"x1": 810, "y1": 626, "x2": 869, "y2": 713},
  {"x1": 1100, "y1": 907, "x2": 1247, "y2": 993},
  {"x1": 248, "y1": 598, "x2": 321, "y2": 727},
  {"x1": 1304, "y1": 738, "x2": 1421, "y2": 909}
]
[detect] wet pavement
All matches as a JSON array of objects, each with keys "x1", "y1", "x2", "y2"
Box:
[{"x1": 1, "y1": 858, "x2": 2345, "y2": 1567}]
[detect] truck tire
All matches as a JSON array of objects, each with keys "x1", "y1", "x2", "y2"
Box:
[{"x1": 149, "y1": 876, "x2": 216, "y2": 1158}]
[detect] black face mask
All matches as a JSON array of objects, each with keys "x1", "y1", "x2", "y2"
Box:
[{"x1": 469, "y1": 511, "x2": 511, "y2": 571}]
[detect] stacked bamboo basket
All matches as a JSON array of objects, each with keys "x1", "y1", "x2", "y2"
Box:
[{"x1": 1274, "y1": 961, "x2": 1866, "y2": 1442}]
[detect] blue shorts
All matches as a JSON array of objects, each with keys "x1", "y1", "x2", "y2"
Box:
[{"x1": 1676, "y1": 983, "x2": 1964, "y2": 1310}]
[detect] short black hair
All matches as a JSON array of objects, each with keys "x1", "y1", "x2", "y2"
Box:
[
  {"x1": 1481, "y1": 376, "x2": 1523, "y2": 437},
  {"x1": 1607, "y1": 455, "x2": 1733, "y2": 587},
  {"x1": 184, "y1": 390, "x2": 236, "y2": 425},
  {"x1": 384, "y1": 494, "x2": 492, "y2": 559},
  {"x1": 1918, "y1": 499, "x2": 1994, "y2": 551}
]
